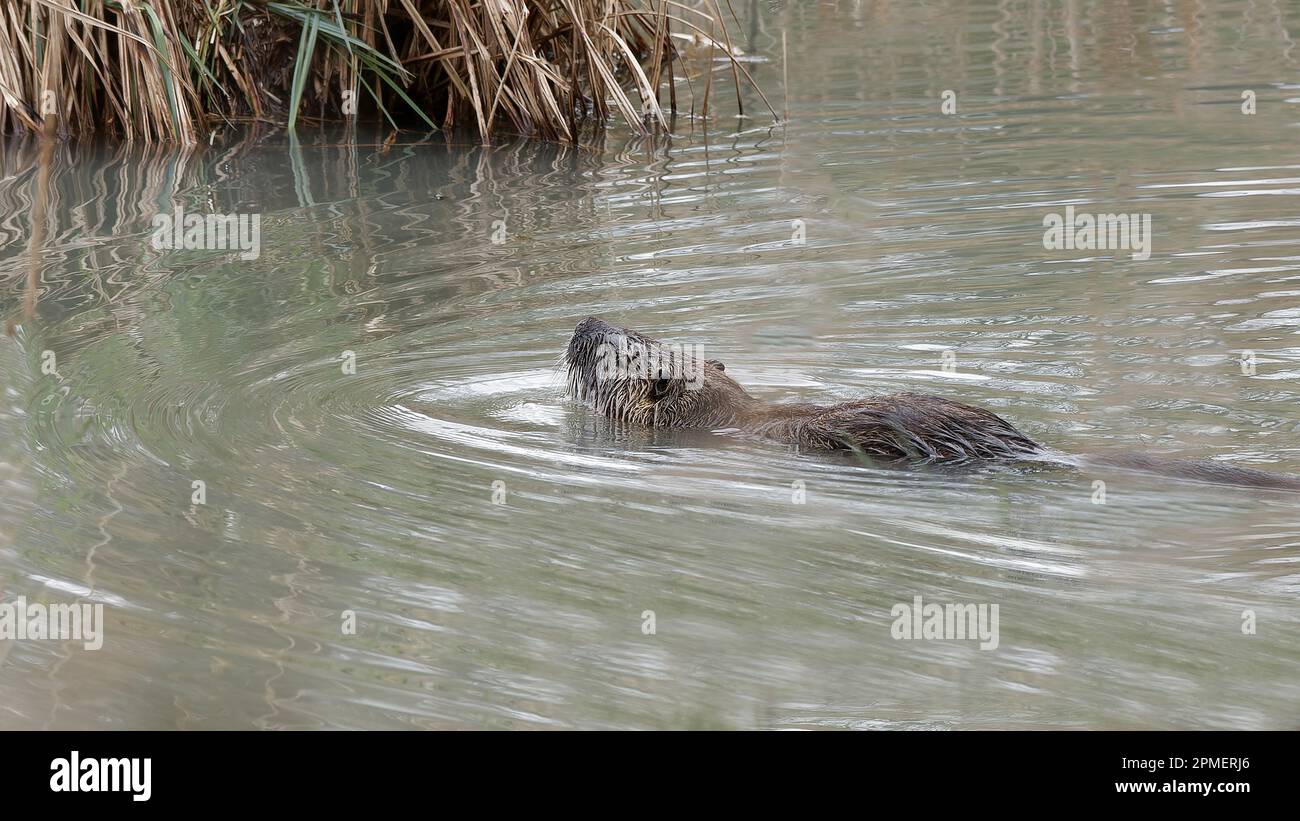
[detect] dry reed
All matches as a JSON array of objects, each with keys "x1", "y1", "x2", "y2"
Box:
[{"x1": 0, "y1": 0, "x2": 773, "y2": 143}]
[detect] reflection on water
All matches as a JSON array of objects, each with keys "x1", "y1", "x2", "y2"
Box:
[{"x1": 2, "y1": 0, "x2": 1300, "y2": 729}]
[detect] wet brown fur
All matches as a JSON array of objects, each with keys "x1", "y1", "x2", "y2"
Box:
[
  {"x1": 564, "y1": 317, "x2": 1300, "y2": 489},
  {"x1": 564, "y1": 317, "x2": 1039, "y2": 460}
]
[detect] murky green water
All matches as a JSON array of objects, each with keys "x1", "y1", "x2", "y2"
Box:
[{"x1": 4, "y1": 0, "x2": 1300, "y2": 729}]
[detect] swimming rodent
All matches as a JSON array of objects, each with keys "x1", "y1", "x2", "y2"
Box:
[{"x1": 563, "y1": 317, "x2": 1300, "y2": 490}]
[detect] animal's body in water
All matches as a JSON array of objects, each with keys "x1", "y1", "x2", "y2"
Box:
[{"x1": 564, "y1": 317, "x2": 1300, "y2": 491}]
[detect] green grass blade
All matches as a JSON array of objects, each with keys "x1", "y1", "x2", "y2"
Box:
[{"x1": 287, "y1": 12, "x2": 319, "y2": 131}]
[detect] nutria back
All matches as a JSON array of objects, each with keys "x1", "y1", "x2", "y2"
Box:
[{"x1": 744, "y1": 393, "x2": 1041, "y2": 461}]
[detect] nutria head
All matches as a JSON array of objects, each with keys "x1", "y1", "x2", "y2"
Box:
[{"x1": 564, "y1": 317, "x2": 757, "y2": 428}]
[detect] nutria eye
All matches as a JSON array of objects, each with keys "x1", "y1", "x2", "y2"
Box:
[{"x1": 651, "y1": 378, "x2": 672, "y2": 397}]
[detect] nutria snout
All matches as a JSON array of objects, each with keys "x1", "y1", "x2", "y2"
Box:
[{"x1": 563, "y1": 317, "x2": 1300, "y2": 489}]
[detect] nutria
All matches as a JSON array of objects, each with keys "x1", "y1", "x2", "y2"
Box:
[{"x1": 564, "y1": 317, "x2": 1300, "y2": 490}]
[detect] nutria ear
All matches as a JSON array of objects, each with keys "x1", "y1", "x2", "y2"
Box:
[{"x1": 706, "y1": 359, "x2": 725, "y2": 371}]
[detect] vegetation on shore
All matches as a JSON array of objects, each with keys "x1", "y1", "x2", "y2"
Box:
[{"x1": 1, "y1": 0, "x2": 772, "y2": 144}]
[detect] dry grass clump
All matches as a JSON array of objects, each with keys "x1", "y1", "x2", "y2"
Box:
[{"x1": 0, "y1": 0, "x2": 771, "y2": 143}]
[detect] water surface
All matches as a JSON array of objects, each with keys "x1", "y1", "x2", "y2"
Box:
[{"x1": 3, "y1": 0, "x2": 1300, "y2": 729}]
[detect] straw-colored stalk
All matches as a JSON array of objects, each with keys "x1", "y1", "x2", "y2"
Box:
[{"x1": 0, "y1": 0, "x2": 773, "y2": 144}]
